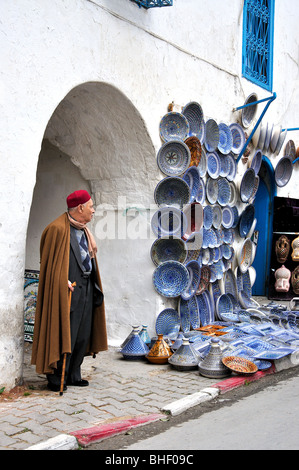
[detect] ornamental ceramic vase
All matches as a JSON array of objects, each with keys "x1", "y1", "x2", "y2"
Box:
[
  {"x1": 168, "y1": 338, "x2": 201, "y2": 371},
  {"x1": 274, "y1": 265, "x2": 291, "y2": 292},
  {"x1": 291, "y1": 266, "x2": 299, "y2": 294},
  {"x1": 291, "y1": 236, "x2": 299, "y2": 262},
  {"x1": 146, "y1": 334, "x2": 172, "y2": 364},
  {"x1": 275, "y1": 235, "x2": 290, "y2": 263},
  {"x1": 120, "y1": 325, "x2": 140, "y2": 349},
  {"x1": 198, "y1": 338, "x2": 231, "y2": 379},
  {"x1": 138, "y1": 325, "x2": 151, "y2": 348},
  {"x1": 120, "y1": 330, "x2": 149, "y2": 360}
]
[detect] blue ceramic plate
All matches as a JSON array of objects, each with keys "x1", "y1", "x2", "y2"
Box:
[
  {"x1": 153, "y1": 261, "x2": 189, "y2": 298},
  {"x1": 182, "y1": 101, "x2": 205, "y2": 141},
  {"x1": 198, "y1": 147, "x2": 207, "y2": 177},
  {"x1": 157, "y1": 140, "x2": 191, "y2": 177},
  {"x1": 241, "y1": 93, "x2": 258, "y2": 128},
  {"x1": 216, "y1": 294, "x2": 234, "y2": 321},
  {"x1": 188, "y1": 295, "x2": 200, "y2": 329},
  {"x1": 196, "y1": 177, "x2": 206, "y2": 205},
  {"x1": 218, "y1": 123, "x2": 233, "y2": 155},
  {"x1": 178, "y1": 297, "x2": 191, "y2": 333},
  {"x1": 154, "y1": 177, "x2": 190, "y2": 208},
  {"x1": 250, "y1": 149, "x2": 262, "y2": 175},
  {"x1": 203, "y1": 204, "x2": 213, "y2": 229},
  {"x1": 155, "y1": 308, "x2": 180, "y2": 339},
  {"x1": 240, "y1": 168, "x2": 256, "y2": 203},
  {"x1": 229, "y1": 123, "x2": 245, "y2": 154},
  {"x1": 151, "y1": 206, "x2": 188, "y2": 238},
  {"x1": 212, "y1": 204, "x2": 222, "y2": 229},
  {"x1": 239, "y1": 204, "x2": 255, "y2": 238},
  {"x1": 275, "y1": 156, "x2": 293, "y2": 188},
  {"x1": 206, "y1": 177, "x2": 219, "y2": 204},
  {"x1": 181, "y1": 260, "x2": 201, "y2": 300},
  {"x1": 217, "y1": 178, "x2": 231, "y2": 206},
  {"x1": 226, "y1": 153, "x2": 237, "y2": 181},
  {"x1": 150, "y1": 236, "x2": 187, "y2": 266},
  {"x1": 196, "y1": 292, "x2": 211, "y2": 326},
  {"x1": 204, "y1": 119, "x2": 219, "y2": 152},
  {"x1": 207, "y1": 152, "x2": 221, "y2": 179},
  {"x1": 159, "y1": 112, "x2": 190, "y2": 142},
  {"x1": 182, "y1": 166, "x2": 201, "y2": 202}
]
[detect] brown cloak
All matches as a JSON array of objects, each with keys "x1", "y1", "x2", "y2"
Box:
[{"x1": 31, "y1": 212, "x2": 108, "y2": 375}]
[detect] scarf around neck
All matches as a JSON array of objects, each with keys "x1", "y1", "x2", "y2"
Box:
[{"x1": 67, "y1": 212, "x2": 97, "y2": 258}]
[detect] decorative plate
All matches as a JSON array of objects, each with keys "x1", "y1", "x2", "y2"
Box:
[
  {"x1": 159, "y1": 112, "x2": 190, "y2": 142},
  {"x1": 222, "y1": 205, "x2": 238, "y2": 229},
  {"x1": 153, "y1": 261, "x2": 189, "y2": 298},
  {"x1": 212, "y1": 204, "x2": 222, "y2": 229},
  {"x1": 226, "y1": 153, "x2": 237, "y2": 181},
  {"x1": 150, "y1": 236, "x2": 187, "y2": 266},
  {"x1": 184, "y1": 231, "x2": 203, "y2": 263},
  {"x1": 204, "y1": 119, "x2": 219, "y2": 152},
  {"x1": 183, "y1": 202, "x2": 203, "y2": 238},
  {"x1": 207, "y1": 152, "x2": 221, "y2": 179},
  {"x1": 239, "y1": 204, "x2": 255, "y2": 238},
  {"x1": 275, "y1": 156, "x2": 293, "y2": 187},
  {"x1": 178, "y1": 297, "x2": 191, "y2": 333},
  {"x1": 224, "y1": 269, "x2": 238, "y2": 298},
  {"x1": 223, "y1": 227, "x2": 234, "y2": 244},
  {"x1": 154, "y1": 177, "x2": 191, "y2": 208},
  {"x1": 217, "y1": 177, "x2": 231, "y2": 206},
  {"x1": 218, "y1": 153, "x2": 230, "y2": 177},
  {"x1": 253, "y1": 348, "x2": 294, "y2": 361},
  {"x1": 196, "y1": 292, "x2": 212, "y2": 326},
  {"x1": 157, "y1": 140, "x2": 191, "y2": 177},
  {"x1": 250, "y1": 149, "x2": 262, "y2": 175},
  {"x1": 203, "y1": 204, "x2": 213, "y2": 229},
  {"x1": 239, "y1": 290, "x2": 259, "y2": 309},
  {"x1": 151, "y1": 206, "x2": 188, "y2": 237},
  {"x1": 284, "y1": 140, "x2": 296, "y2": 160},
  {"x1": 227, "y1": 181, "x2": 237, "y2": 206},
  {"x1": 229, "y1": 123, "x2": 245, "y2": 154},
  {"x1": 275, "y1": 129, "x2": 287, "y2": 156},
  {"x1": 197, "y1": 146, "x2": 207, "y2": 177},
  {"x1": 185, "y1": 136, "x2": 202, "y2": 167},
  {"x1": 182, "y1": 166, "x2": 201, "y2": 202},
  {"x1": 188, "y1": 295, "x2": 200, "y2": 329},
  {"x1": 270, "y1": 124, "x2": 282, "y2": 153},
  {"x1": 202, "y1": 289, "x2": 215, "y2": 323},
  {"x1": 237, "y1": 238, "x2": 253, "y2": 273},
  {"x1": 241, "y1": 93, "x2": 258, "y2": 128},
  {"x1": 206, "y1": 177, "x2": 219, "y2": 204},
  {"x1": 182, "y1": 102, "x2": 205, "y2": 141},
  {"x1": 196, "y1": 177, "x2": 206, "y2": 205},
  {"x1": 218, "y1": 123, "x2": 233, "y2": 154},
  {"x1": 181, "y1": 260, "x2": 201, "y2": 300},
  {"x1": 155, "y1": 308, "x2": 180, "y2": 339},
  {"x1": 216, "y1": 294, "x2": 234, "y2": 322},
  {"x1": 240, "y1": 168, "x2": 256, "y2": 203},
  {"x1": 196, "y1": 266, "x2": 211, "y2": 295},
  {"x1": 222, "y1": 356, "x2": 258, "y2": 375},
  {"x1": 257, "y1": 122, "x2": 267, "y2": 150},
  {"x1": 264, "y1": 122, "x2": 273, "y2": 152}
]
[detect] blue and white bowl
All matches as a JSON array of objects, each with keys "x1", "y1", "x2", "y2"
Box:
[
  {"x1": 182, "y1": 101, "x2": 205, "y2": 141},
  {"x1": 217, "y1": 177, "x2": 231, "y2": 206},
  {"x1": 150, "y1": 236, "x2": 187, "y2": 266},
  {"x1": 154, "y1": 177, "x2": 191, "y2": 208},
  {"x1": 218, "y1": 123, "x2": 233, "y2": 155},
  {"x1": 203, "y1": 204, "x2": 213, "y2": 229},
  {"x1": 159, "y1": 112, "x2": 190, "y2": 142},
  {"x1": 182, "y1": 166, "x2": 201, "y2": 202},
  {"x1": 151, "y1": 206, "x2": 188, "y2": 237},
  {"x1": 157, "y1": 140, "x2": 191, "y2": 177},
  {"x1": 204, "y1": 119, "x2": 220, "y2": 152},
  {"x1": 153, "y1": 261, "x2": 190, "y2": 298},
  {"x1": 229, "y1": 123, "x2": 246, "y2": 155},
  {"x1": 181, "y1": 260, "x2": 201, "y2": 300},
  {"x1": 207, "y1": 151, "x2": 221, "y2": 179}
]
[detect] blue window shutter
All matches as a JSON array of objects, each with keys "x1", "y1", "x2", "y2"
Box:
[{"x1": 242, "y1": 0, "x2": 275, "y2": 91}]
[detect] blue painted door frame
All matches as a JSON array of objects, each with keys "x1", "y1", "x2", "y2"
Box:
[{"x1": 252, "y1": 156, "x2": 276, "y2": 296}]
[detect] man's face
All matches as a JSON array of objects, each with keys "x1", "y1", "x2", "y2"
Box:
[{"x1": 81, "y1": 199, "x2": 95, "y2": 224}]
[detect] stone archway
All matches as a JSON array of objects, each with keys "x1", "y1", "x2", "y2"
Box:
[{"x1": 25, "y1": 81, "x2": 159, "y2": 346}]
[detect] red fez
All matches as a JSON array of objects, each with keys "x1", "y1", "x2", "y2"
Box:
[{"x1": 67, "y1": 190, "x2": 91, "y2": 208}]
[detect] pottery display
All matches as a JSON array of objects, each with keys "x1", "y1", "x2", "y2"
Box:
[
  {"x1": 120, "y1": 330, "x2": 149, "y2": 360},
  {"x1": 146, "y1": 334, "x2": 173, "y2": 364},
  {"x1": 274, "y1": 265, "x2": 291, "y2": 292},
  {"x1": 120, "y1": 325, "x2": 140, "y2": 349},
  {"x1": 198, "y1": 338, "x2": 232, "y2": 378},
  {"x1": 168, "y1": 338, "x2": 201, "y2": 371},
  {"x1": 275, "y1": 235, "x2": 290, "y2": 263},
  {"x1": 159, "y1": 112, "x2": 190, "y2": 142},
  {"x1": 291, "y1": 236, "x2": 299, "y2": 261}
]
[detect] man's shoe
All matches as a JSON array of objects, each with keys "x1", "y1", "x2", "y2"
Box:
[
  {"x1": 47, "y1": 383, "x2": 67, "y2": 392},
  {"x1": 67, "y1": 379, "x2": 89, "y2": 387}
]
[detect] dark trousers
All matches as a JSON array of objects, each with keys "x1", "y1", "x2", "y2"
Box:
[{"x1": 47, "y1": 276, "x2": 93, "y2": 386}]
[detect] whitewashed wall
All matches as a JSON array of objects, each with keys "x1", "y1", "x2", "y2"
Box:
[{"x1": 0, "y1": 0, "x2": 298, "y2": 389}]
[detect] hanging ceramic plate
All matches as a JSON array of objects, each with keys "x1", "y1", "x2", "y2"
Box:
[
  {"x1": 284, "y1": 140, "x2": 296, "y2": 160},
  {"x1": 218, "y1": 153, "x2": 230, "y2": 177},
  {"x1": 150, "y1": 236, "x2": 187, "y2": 266},
  {"x1": 196, "y1": 266, "x2": 211, "y2": 294},
  {"x1": 257, "y1": 122, "x2": 267, "y2": 150},
  {"x1": 157, "y1": 140, "x2": 191, "y2": 177},
  {"x1": 212, "y1": 203, "x2": 222, "y2": 229},
  {"x1": 206, "y1": 177, "x2": 219, "y2": 204},
  {"x1": 241, "y1": 93, "x2": 258, "y2": 128},
  {"x1": 185, "y1": 135, "x2": 202, "y2": 167},
  {"x1": 240, "y1": 168, "x2": 256, "y2": 203},
  {"x1": 154, "y1": 177, "x2": 190, "y2": 208},
  {"x1": 275, "y1": 156, "x2": 293, "y2": 187},
  {"x1": 218, "y1": 123, "x2": 233, "y2": 154},
  {"x1": 207, "y1": 152, "x2": 221, "y2": 179},
  {"x1": 239, "y1": 204, "x2": 255, "y2": 238},
  {"x1": 183, "y1": 202, "x2": 203, "y2": 238},
  {"x1": 151, "y1": 206, "x2": 188, "y2": 237},
  {"x1": 224, "y1": 269, "x2": 238, "y2": 299},
  {"x1": 182, "y1": 101, "x2": 205, "y2": 141},
  {"x1": 185, "y1": 231, "x2": 203, "y2": 263},
  {"x1": 203, "y1": 204, "x2": 213, "y2": 229},
  {"x1": 178, "y1": 297, "x2": 191, "y2": 333},
  {"x1": 221, "y1": 206, "x2": 234, "y2": 229},
  {"x1": 182, "y1": 166, "x2": 201, "y2": 202},
  {"x1": 275, "y1": 130, "x2": 287, "y2": 156},
  {"x1": 264, "y1": 122, "x2": 273, "y2": 152},
  {"x1": 155, "y1": 308, "x2": 180, "y2": 339},
  {"x1": 229, "y1": 123, "x2": 246, "y2": 155},
  {"x1": 153, "y1": 261, "x2": 190, "y2": 298},
  {"x1": 237, "y1": 238, "x2": 253, "y2": 273},
  {"x1": 159, "y1": 112, "x2": 190, "y2": 142},
  {"x1": 196, "y1": 176, "x2": 206, "y2": 205},
  {"x1": 217, "y1": 177, "x2": 231, "y2": 206},
  {"x1": 197, "y1": 146, "x2": 207, "y2": 177},
  {"x1": 181, "y1": 260, "x2": 201, "y2": 300},
  {"x1": 226, "y1": 153, "x2": 237, "y2": 181},
  {"x1": 196, "y1": 292, "x2": 212, "y2": 326},
  {"x1": 250, "y1": 149, "x2": 262, "y2": 175},
  {"x1": 270, "y1": 124, "x2": 282, "y2": 153},
  {"x1": 216, "y1": 294, "x2": 234, "y2": 322},
  {"x1": 204, "y1": 119, "x2": 219, "y2": 152}
]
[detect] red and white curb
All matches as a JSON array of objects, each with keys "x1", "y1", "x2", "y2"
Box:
[{"x1": 26, "y1": 353, "x2": 299, "y2": 450}]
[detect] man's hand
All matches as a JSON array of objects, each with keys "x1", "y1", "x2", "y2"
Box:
[{"x1": 68, "y1": 280, "x2": 75, "y2": 292}]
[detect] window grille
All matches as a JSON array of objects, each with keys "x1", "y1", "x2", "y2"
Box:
[
  {"x1": 242, "y1": 0, "x2": 275, "y2": 91},
  {"x1": 130, "y1": 0, "x2": 173, "y2": 8}
]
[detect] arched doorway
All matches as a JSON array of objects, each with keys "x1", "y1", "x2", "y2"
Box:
[
  {"x1": 252, "y1": 156, "x2": 276, "y2": 296},
  {"x1": 25, "y1": 81, "x2": 158, "y2": 345}
]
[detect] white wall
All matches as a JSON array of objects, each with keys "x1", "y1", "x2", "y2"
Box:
[{"x1": 0, "y1": 0, "x2": 298, "y2": 388}]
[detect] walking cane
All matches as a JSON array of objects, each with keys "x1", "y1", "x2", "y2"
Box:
[{"x1": 60, "y1": 281, "x2": 76, "y2": 396}]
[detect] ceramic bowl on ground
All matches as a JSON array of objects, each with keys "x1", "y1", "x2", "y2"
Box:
[
  {"x1": 182, "y1": 101, "x2": 205, "y2": 141},
  {"x1": 275, "y1": 156, "x2": 293, "y2": 187},
  {"x1": 153, "y1": 261, "x2": 190, "y2": 298},
  {"x1": 150, "y1": 236, "x2": 187, "y2": 266},
  {"x1": 203, "y1": 204, "x2": 213, "y2": 229},
  {"x1": 237, "y1": 238, "x2": 253, "y2": 273},
  {"x1": 250, "y1": 149, "x2": 262, "y2": 175},
  {"x1": 207, "y1": 151, "x2": 221, "y2": 179},
  {"x1": 155, "y1": 308, "x2": 180, "y2": 339},
  {"x1": 183, "y1": 201, "x2": 203, "y2": 238},
  {"x1": 159, "y1": 112, "x2": 190, "y2": 142},
  {"x1": 229, "y1": 123, "x2": 245, "y2": 155},
  {"x1": 222, "y1": 356, "x2": 258, "y2": 375},
  {"x1": 181, "y1": 260, "x2": 201, "y2": 300},
  {"x1": 217, "y1": 177, "x2": 231, "y2": 206},
  {"x1": 154, "y1": 177, "x2": 191, "y2": 208},
  {"x1": 151, "y1": 206, "x2": 188, "y2": 238},
  {"x1": 239, "y1": 204, "x2": 255, "y2": 238},
  {"x1": 206, "y1": 177, "x2": 219, "y2": 204},
  {"x1": 212, "y1": 203, "x2": 222, "y2": 229},
  {"x1": 270, "y1": 124, "x2": 282, "y2": 153},
  {"x1": 241, "y1": 93, "x2": 258, "y2": 128},
  {"x1": 216, "y1": 294, "x2": 234, "y2": 321},
  {"x1": 239, "y1": 168, "x2": 256, "y2": 203},
  {"x1": 218, "y1": 123, "x2": 233, "y2": 154},
  {"x1": 182, "y1": 166, "x2": 201, "y2": 202},
  {"x1": 204, "y1": 119, "x2": 219, "y2": 152},
  {"x1": 157, "y1": 140, "x2": 191, "y2": 177},
  {"x1": 185, "y1": 136, "x2": 202, "y2": 167}
]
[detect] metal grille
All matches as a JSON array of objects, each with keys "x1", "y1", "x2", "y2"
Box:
[
  {"x1": 130, "y1": 0, "x2": 173, "y2": 8},
  {"x1": 242, "y1": 0, "x2": 275, "y2": 91}
]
